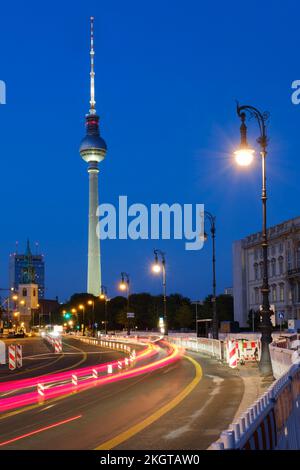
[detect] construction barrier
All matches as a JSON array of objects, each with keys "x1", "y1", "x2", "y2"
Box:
[
  {"x1": 209, "y1": 363, "x2": 300, "y2": 450},
  {"x1": 16, "y1": 344, "x2": 22, "y2": 368},
  {"x1": 43, "y1": 334, "x2": 63, "y2": 354},
  {"x1": 228, "y1": 340, "x2": 237, "y2": 368},
  {"x1": 54, "y1": 337, "x2": 62, "y2": 354},
  {"x1": 37, "y1": 383, "x2": 45, "y2": 398},
  {"x1": 72, "y1": 374, "x2": 78, "y2": 386},
  {"x1": 8, "y1": 345, "x2": 16, "y2": 371},
  {"x1": 169, "y1": 336, "x2": 222, "y2": 360},
  {"x1": 224, "y1": 339, "x2": 260, "y2": 366}
]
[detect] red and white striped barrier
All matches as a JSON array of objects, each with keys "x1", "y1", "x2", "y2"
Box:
[
  {"x1": 228, "y1": 340, "x2": 237, "y2": 368},
  {"x1": 72, "y1": 374, "x2": 78, "y2": 386},
  {"x1": 44, "y1": 334, "x2": 63, "y2": 354},
  {"x1": 37, "y1": 383, "x2": 45, "y2": 398},
  {"x1": 54, "y1": 337, "x2": 62, "y2": 354},
  {"x1": 16, "y1": 344, "x2": 22, "y2": 368},
  {"x1": 117, "y1": 361, "x2": 122, "y2": 371},
  {"x1": 107, "y1": 364, "x2": 113, "y2": 374},
  {"x1": 8, "y1": 345, "x2": 16, "y2": 371},
  {"x1": 92, "y1": 368, "x2": 98, "y2": 379}
]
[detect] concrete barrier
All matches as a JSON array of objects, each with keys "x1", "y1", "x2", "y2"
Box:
[{"x1": 270, "y1": 343, "x2": 300, "y2": 379}]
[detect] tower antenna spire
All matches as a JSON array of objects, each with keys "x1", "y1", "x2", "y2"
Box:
[{"x1": 89, "y1": 16, "x2": 96, "y2": 114}]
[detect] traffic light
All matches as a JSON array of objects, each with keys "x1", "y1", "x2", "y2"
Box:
[{"x1": 64, "y1": 312, "x2": 71, "y2": 319}]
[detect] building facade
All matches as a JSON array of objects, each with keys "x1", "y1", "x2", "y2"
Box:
[
  {"x1": 233, "y1": 216, "x2": 300, "y2": 327},
  {"x1": 9, "y1": 241, "x2": 45, "y2": 298}
]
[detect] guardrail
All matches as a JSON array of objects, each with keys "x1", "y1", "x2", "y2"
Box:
[
  {"x1": 209, "y1": 362, "x2": 300, "y2": 449},
  {"x1": 169, "y1": 336, "x2": 223, "y2": 360}
]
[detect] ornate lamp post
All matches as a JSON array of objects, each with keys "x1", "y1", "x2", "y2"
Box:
[
  {"x1": 78, "y1": 304, "x2": 85, "y2": 335},
  {"x1": 234, "y1": 102, "x2": 273, "y2": 376},
  {"x1": 100, "y1": 286, "x2": 108, "y2": 335},
  {"x1": 152, "y1": 249, "x2": 167, "y2": 335},
  {"x1": 204, "y1": 212, "x2": 218, "y2": 339},
  {"x1": 119, "y1": 273, "x2": 130, "y2": 335}
]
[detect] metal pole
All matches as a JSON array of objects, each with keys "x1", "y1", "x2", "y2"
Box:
[
  {"x1": 162, "y1": 257, "x2": 168, "y2": 335},
  {"x1": 236, "y1": 104, "x2": 273, "y2": 376},
  {"x1": 211, "y1": 222, "x2": 218, "y2": 339},
  {"x1": 259, "y1": 147, "x2": 273, "y2": 375}
]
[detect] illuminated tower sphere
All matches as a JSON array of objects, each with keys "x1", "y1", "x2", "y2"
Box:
[{"x1": 79, "y1": 17, "x2": 107, "y2": 296}]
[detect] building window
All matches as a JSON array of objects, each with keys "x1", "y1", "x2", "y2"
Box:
[
  {"x1": 271, "y1": 245, "x2": 276, "y2": 256},
  {"x1": 278, "y1": 256, "x2": 284, "y2": 275},
  {"x1": 271, "y1": 258, "x2": 276, "y2": 277},
  {"x1": 22, "y1": 288, "x2": 27, "y2": 297},
  {"x1": 297, "y1": 245, "x2": 300, "y2": 269},
  {"x1": 279, "y1": 242, "x2": 283, "y2": 254},
  {"x1": 254, "y1": 288, "x2": 259, "y2": 304},
  {"x1": 254, "y1": 263, "x2": 258, "y2": 280},
  {"x1": 279, "y1": 283, "x2": 284, "y2": 302},
  {"x1": 33, "y1": 289, "x2": 36, "y2": 297},
  {"x1": 254, "y1": 249, "x2": 258, "y2": 261},
  {"x1": 287, "y1": 250, "x2": 292, "y2": 270},
  {"x1": 272, "y1": 285, "x2": 277, "y2": 302}
]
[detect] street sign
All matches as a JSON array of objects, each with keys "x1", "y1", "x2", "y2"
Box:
[
  {"x1": 127, "y1": 312, "x2": 135, "y2": 318},
  {"x1": 278, "y1": 312, "x2": 284, "y2": 320}
]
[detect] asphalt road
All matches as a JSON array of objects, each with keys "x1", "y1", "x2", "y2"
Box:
[
  {"x1": 0, "y1": 336, "x2": 125, "y2": 382},
  {"x1": 0, "y1": 341, "x2": 244, "y2": 450}
]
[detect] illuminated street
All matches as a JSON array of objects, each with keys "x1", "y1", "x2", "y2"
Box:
[{"x1": 0, "y1": 336, "x2": 243, "y2": 450}]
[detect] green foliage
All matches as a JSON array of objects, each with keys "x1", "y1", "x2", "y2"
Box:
[{"x1": 57, "y1": 291, "x2": 233, "y2": 332}]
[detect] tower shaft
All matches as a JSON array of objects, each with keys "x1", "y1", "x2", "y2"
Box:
[{"x1": 87, "y1": 162, "x2": 101, "y2": 295}]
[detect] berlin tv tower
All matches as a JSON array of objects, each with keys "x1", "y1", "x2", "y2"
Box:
[{"x1": 79, "y1": 17, "x2": 107, "y2": 296}]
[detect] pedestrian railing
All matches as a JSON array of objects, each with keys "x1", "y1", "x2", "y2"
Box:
[{"x1": 209, "y1": 362, "x2": 300, "y2": 450}]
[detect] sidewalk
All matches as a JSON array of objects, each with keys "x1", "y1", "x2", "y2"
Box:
[{"x1": 232, "y1": 363, "x2": 274, "y2": 421}]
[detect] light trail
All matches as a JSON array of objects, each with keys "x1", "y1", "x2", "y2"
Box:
[
  {"x1": 0, "y1": 342, "x2": 183, "y2": 413},
  {"x1": 0, "y1": 415, "x2": 82, "y2": 447},
  {"x1": 0, "y1": 342, "x2": 156, "y2": 394}
]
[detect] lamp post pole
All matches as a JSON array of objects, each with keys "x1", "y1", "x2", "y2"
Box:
[
  {"x1": 236, "y1": 103, "x2": 273, "y2": 376},
  {"x1": 100, "y1": 286, "x2": 108, "y2": 335},
  {"x1": 120, "y1": 273, "x2": 130, "y2": 335},
  {"x1": 153, "y1": 250, "x2": 168, "y2": 335},
  {"x1": 204, "y1": 212, "x2": 218, "y2": 339}
]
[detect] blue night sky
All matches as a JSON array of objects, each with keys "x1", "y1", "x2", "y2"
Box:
[{"x1": 0, "y1": 0, "x2": 299, "y2": 302}]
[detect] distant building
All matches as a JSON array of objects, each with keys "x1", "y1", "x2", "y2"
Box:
[
  {"x1": 224, "y1": 287, "x2": 233, "y2": 296},
  {"x1": 233, "y1": 216, "x2": 300, "y2": 327},
  {"x1": 15, "y1": 240, "x2": 39, "y2": 332},
  {"x1": 37, "y1": 298, "x2": 60, "y2": 325},
  {"x1": 9, "y1": 240, "x2": 45, "y2": 298}
]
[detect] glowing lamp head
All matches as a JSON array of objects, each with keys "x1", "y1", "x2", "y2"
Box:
[
  {"x1": 152, "y1": 263, "x2": 161, "y2": 274},
  {"x1": 119, "y1": 282, "x2": 126, "y2": 291},
  {"x1": 100, "y1": 294, "x2": 105, "y2": 300},
  {"x1": 79, "y1": 304, "x2": 84, "y2": 310},
  {"x1": 234, "y1": 147, "x2": 255, "y2": 166}
]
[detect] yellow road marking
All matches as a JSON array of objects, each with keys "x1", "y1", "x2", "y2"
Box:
[{"x1": 94, "y1": 354, "x2": 202, "y2": 450}]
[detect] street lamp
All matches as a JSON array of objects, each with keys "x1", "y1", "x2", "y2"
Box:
[
  {"x1": 119, "y1": 273, "x2": 130, "y2": 335},
  {"x1": 100, "y1": 286, "x2": 108, "y2": 335},
  {"x1": 152, "y1": 249, "x2": 167, "y2": 335},
  {"x1": 203, "y1": 212, "x2": 218, "y2": 339},
  {"x1": 235, "y1": 102, "x2": 273, "y2": 377},
  {"x1": 87, "y1": 299, "x2": 95, "y2": 330},
  {"x1": 78, "y1": 304, "x2": 85, "y2": 335}
]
